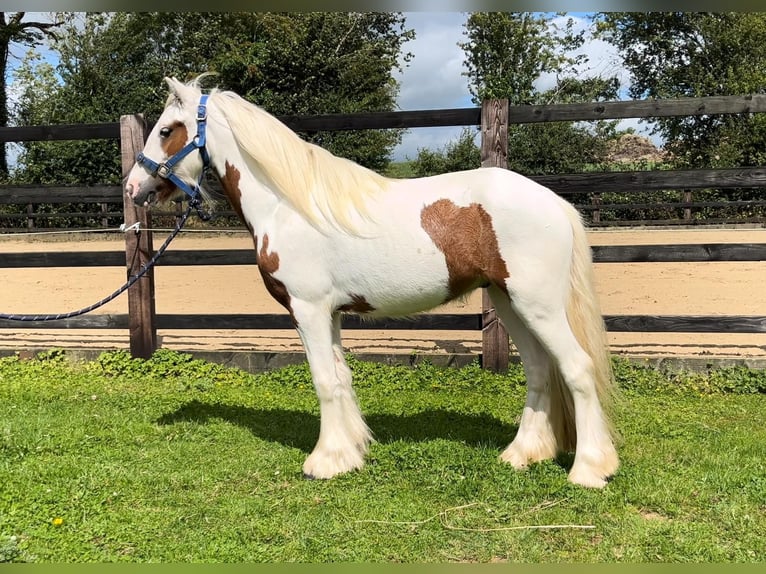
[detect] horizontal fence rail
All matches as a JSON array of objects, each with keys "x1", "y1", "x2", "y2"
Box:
[
  {"x1": 4, "y1": 165, "x2": 766, "y2": 229},
  {"x1": 3, "y1": 243, "x2": 766, "y2": 268},
  {"x1": 507, "y1": 94, "x2": 766, "y2": 123},
  {"x1": 4, "y1": 167, "x2": 766, "y2": 204},
  {"x1": 2, "y1": 243, "x2": 764, "y2": 336},
  {"x1": 2, "y1": 94, "x2": 766, "y2": 364},
  {"x1": 2, "y1": 314, "x2": 765, "y2": 334},
  {"x1": 6, "y1": 94, "x2": 764, "y2": 142}
]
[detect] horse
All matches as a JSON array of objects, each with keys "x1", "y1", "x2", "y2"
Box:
[{"x1": 125, "y1": 76, "x2": 619, "y2": 488}]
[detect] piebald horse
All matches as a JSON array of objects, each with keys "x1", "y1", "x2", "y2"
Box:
[{"x1": 125, "y1": 77, "x2": 619, "y2": 488}]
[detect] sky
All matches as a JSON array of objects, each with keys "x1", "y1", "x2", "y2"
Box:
[
  {"x1": 8, "y1": 11, "x2": 657, "y2": 164},
  {"x1": 391, "y1": 11, "x2": 655, "y2": 161}
]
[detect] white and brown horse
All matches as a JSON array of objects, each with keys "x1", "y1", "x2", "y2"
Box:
[{"x1": 125, "y1": 77, "x2": 619, "y2": 488}]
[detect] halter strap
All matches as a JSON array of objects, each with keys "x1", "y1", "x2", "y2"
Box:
[{"x1": 136, "y1": 94, "x2": 210, "y2": 202}]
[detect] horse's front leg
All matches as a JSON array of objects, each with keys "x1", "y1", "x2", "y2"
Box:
[{"x1": 292, "y1": 302, "x2": 372, "y2": 479}]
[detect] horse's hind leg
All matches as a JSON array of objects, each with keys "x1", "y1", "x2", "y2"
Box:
[
  {"x1": 508, "y1": 298, "x2": 618, "y2": 488},
  {"x1": 291, "y1": 301, "x2": 372, "y2": 479},
  {"x1": 487, "y1": 285, "x2": 558, "y2": 468}
]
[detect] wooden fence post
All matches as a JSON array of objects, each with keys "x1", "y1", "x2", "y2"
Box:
[
  {"x1": 683, "y1": 189, "x2": 692, "y2": 220},
  {"x1": 119, "y1": 114, "x2": 157, "y2": 359},
  {"x1": 591, "y1": 193, "x2": 602, "y2": 223},
  {"x1": 480, "y1": 99, "x2": 510, "y2": 372}
]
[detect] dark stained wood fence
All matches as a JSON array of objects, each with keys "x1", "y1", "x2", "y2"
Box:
[
  {"x1": 1, "y1": 95, "x2": 766, "y2": 365},
  {"x1": 5, "y1": 93, "x2": 766, "y2": 230},
  {"x1": 479, "y1": 99, "x2": 511, "y2": 371}
]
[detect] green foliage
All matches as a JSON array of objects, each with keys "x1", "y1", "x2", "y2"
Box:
[
  {"x1": 594, "y1": 12, "x2": 766, "y2": 169},
  {"x1": 383, "y1": 160, "x2": 416, "y2": 178},
  {"x1": 508, "y1": 123, "x2": 611, "y2": 177},
  {"x1": 12, "y1": 15, "x2": 151, "y2": 185},
  {"x1": 0, "y1": 13, "x2": 68, "y2": 177},
  {"x1": 447, "y1": 12, "x2": 624, "y2": 179},
  {"x1": 92, "y1": 348, "x2": 257, "y2": 393},
  {"x1": 0, "y1": 349, "x2": 764, "y2": 561},
  {"x1": 411, "y1": 128, "x2": 480, "y2": 176},
  {"x1": 0, "y1": 536, "x2": 19, "y2": 562},
  {"x1": 11, "y1": 12, "x2": 413, "y2": 187},
  {"x1": 612, "y1": 356, "x2": 766, "y2": 395},
  {"x1": 211, "y1": 13, "x2": 413, "y2": 172},
  {"x1": 460, "y1": 12, "x2": 586, "y2": 105}
]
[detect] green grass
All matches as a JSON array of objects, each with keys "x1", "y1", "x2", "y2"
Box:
[
  {"x1": 384, "y1": 160, "x2": 416, "y2": 179},
  {"x1": 0, "y1": 349, "x2": 764, "y2": 562}
]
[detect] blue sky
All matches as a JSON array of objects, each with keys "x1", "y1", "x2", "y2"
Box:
[{"x1": 392, "y1": 12, "x2": 654, "y2": 160}]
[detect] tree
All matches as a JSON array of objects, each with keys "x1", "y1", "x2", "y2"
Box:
[
  {"x1": 411, "y1": 128, "x2": 481, "y2": 177},
  {"x1": 460, "y1": 12, "x2": 585, "y2": 105},
  {"x1": 12, "y1": 13, "x2": 147, "y2": 185},
  {"x1": 12, "y1": 12, "x2": 414, "y2": 185},
  {"x1": 505, "y1": 76, "x2": 620, "y2": 175},
  {"x1": 0, "y1": 11, "x2": 66, "y2": 178},
  {"x1": 413, "y1": 12, "x2": 620, "y2": 177},
  {"x1": 595, "y1": 12, "x2": 766, "y2": 168},
  {"x1": 210, "y1": 12, "x2": 413, "y2": 172}
]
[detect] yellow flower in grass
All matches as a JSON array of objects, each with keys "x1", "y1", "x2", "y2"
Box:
[{"x1": 51, "y1": 517, "x2": 64, "y2": 527}]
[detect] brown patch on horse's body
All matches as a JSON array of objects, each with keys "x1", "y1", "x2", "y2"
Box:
[
  {"x1": 218, "y1": 161, "x2": 256, "y2": 247},
  {"x1": 258, "y1": 234, "x2": 293, "y2": 318},
  {"x1": 337, "y1": 294, "x2": 376, "y2": 314},
  {"x1": 218, "y1": 161, "x2": 246, "y2": 225},
  {"x1": 420, "y1": 199, "x2": 510, "y2": 301}
]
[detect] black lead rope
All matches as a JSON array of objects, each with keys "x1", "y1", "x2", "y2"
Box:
[{"x1": 0, "y1": 199, "x2": 209, "y2": 323}]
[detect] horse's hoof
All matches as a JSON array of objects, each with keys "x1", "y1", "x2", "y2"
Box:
[
  {"x1": 303, "y1": 472, "x2": 317, "y2": 480},
  {"x1": 568, "y1": 466, "x2": 611, "y2": 489}
]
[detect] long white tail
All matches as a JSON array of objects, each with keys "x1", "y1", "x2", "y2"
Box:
[{"x1": 549, "y1": 196, "x2": 617, "y2": 451}]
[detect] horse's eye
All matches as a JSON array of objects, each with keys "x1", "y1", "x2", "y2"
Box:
[{"x1": 159, "y1": 126, "x2": 172, "y2": 138}]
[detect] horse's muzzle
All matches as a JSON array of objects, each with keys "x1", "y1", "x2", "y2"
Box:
[
  {"x1": 125, "y1": 180, "x2": 159, "y2": 207},
  {"x1": 126, "y1": 169, "x2": 182, "y2": 207}
]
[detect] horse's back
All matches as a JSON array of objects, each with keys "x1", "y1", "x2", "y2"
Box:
[
  {"x1": 386, "y1": 166, "x2": 574, "y2": 250},
  {"x1": 395, "y1": 166, "x2": 568, "y2": 220}
]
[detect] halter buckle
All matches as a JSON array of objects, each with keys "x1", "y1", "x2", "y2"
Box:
[{"x1": 156, "y1": 163, "x2": 171, "y2": 178}]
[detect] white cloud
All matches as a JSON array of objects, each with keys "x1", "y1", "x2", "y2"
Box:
[
  {"x1": 392, "y1": 11, "x2": 662, "y2": 162},
  {"x1": 394, "y1": 12, "x2": 472, "y2": 111},
  {"x1": 391, "y1": 12, "x2": 474, "y2": 161}
]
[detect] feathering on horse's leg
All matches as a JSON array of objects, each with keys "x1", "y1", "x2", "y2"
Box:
[
  {"x1": 293, "y1": 302, "x2": 371, "y2": 479},
  {"x1": 330, "y1": 312, "x2": 373, "y2": 452},
  {"x1": 514, "y1": 306, "x2": 618, "y2": 488},
  {"x1": 487, "y1": 286, "x2": 559, "y2": 469}
]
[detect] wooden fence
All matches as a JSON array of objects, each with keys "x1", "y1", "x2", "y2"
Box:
[
  {"x1": 4, "y1": 95, "x2": 766, "y2": 230},
  {"x1": 1, "y1": 95, "x2": 766, "y2": 369}
]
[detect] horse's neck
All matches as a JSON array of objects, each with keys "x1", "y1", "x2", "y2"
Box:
[{"x1": 209, "y1": 127, "x2": 283, "y2": 232}]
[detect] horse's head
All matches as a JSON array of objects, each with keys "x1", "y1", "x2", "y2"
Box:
[{"x1": 125, "y1": 77, "x2": 209, "y2": 207}]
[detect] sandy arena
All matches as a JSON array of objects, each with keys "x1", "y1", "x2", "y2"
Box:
[{"x1": 1, "y1": 227, "x2": 765, "y2": 363}]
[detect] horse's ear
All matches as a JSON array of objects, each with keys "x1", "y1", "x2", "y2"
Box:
[
  {"x1": 164, "y1": 77, "x2": 181, "y2": 95},
  {"x1": 164, "y1": 77, "x2": 191, "y2": 106}
]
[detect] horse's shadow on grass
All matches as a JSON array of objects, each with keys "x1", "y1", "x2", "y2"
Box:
[{"x1": 156, "y1": 400, "x2": 518, "y2": 453}]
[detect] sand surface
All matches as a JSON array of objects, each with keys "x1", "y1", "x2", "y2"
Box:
[{"x1": 1, "y1": 227, "x2": 765, "y2": 360}]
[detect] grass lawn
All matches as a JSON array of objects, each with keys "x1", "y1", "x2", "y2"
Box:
[{"x1": 0, "y1": 349, "x2": 764, "y2": 563}]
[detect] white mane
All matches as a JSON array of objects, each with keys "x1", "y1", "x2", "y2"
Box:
[{"x1": 207, "y1": 88, "x2": 390, "y2": 232}]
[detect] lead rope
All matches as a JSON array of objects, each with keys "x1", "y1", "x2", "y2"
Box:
[{"x1": 0, "y1": 199, "x2": 209, "y2": 322}]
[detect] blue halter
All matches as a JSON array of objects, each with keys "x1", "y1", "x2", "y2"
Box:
[{"x1": 135, "y1": 94, "x2": 210, "y2": 202}]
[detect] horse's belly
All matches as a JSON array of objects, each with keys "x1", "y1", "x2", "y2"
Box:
[{"x1": 331, "y1": 246, "x2": 459, "y2": 316}]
